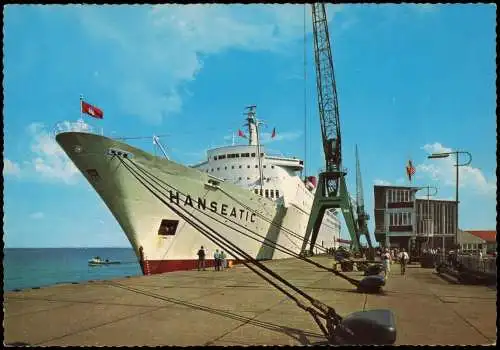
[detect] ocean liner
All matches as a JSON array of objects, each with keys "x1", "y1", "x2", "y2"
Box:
[{"x1": 55, "y1": 106, "x2": 341, "y2": 275}]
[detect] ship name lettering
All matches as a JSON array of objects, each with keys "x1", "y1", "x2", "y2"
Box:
[
  {"x1": 210, "y1": 201, "x2": 218, "y2": 213},
  {"x1": 184, "y1": 195, "x2": 193, "y2": 207},
  {"x1": 230, "y1": 208, "x2": 237, "y2": 218},
  {"x1": 197, "y1": 198, "x2": 206, "y2": 210},
  {"x1": 221, "y1": 204, "x2": 228, "y2": 215},
  {"x1": 169, "y1": 190, "x2": 179, "y2": 205},
  {"x1": 169, "y1": 191, "x2": 256, "y2": 223}
]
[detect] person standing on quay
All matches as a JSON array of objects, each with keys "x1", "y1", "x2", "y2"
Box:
[
  {"x1": 382, "y1": 248, "x2": 391, "y2": 279},
  {"x1": 214, "y1": 249, "x2": 220, "y2": 271},
  {"x1": 197, "y1": 246, "x2": 206, "y2": 271},
  {"x1": 220, "y1": 251, "x2": 227, "y2": 270}
]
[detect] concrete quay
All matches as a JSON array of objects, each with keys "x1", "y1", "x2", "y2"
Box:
[{"x1": 4, "y1": 256, "x2": 496, "y2": 346}]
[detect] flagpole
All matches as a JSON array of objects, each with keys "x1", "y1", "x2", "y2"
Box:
[{"x1": 79, "y1": 95, "x2": 83, "y2": 121}]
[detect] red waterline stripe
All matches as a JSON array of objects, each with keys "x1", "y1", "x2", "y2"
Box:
[{"x1": 141, "y1": 259, "x2": 246, "y2": 275}]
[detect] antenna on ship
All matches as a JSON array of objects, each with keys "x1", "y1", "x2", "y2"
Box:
[
  {"x1": 153, "y1": 135, "x2": 169, "y2": 160},
  {"x1": 245, "y1": 105, "x2": 264, "y2": 193}
]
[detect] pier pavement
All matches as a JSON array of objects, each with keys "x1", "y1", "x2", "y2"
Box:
[{"x1": 4, "y1": 256, "x2": 496, "y2": 346}]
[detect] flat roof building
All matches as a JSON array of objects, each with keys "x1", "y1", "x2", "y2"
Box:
[{"x1": 373, "y1": 185, "x2": 458, "y2": 255}]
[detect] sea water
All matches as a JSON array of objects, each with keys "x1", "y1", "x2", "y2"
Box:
[{"x1": 3, "y1": 248, "x2": 142, "y2": 291}]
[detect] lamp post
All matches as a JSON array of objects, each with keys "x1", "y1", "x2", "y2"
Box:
[
  {"x1": 416, "y1": 186, "x2": 438, "y2": 253},
  {"x1": 427, "y1": 151, "x2": 472, "y2": 253}
]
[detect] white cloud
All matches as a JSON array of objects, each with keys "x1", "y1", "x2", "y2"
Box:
[
  {"x1": 395, "y1": 177, "x2": 405, "y2": 185},
  {"x1": 71, "y1": 4, "x2": 348, "y2": 124},
  {"x1": 29, "y1": 212, "x2": 44, "y2": 220},
  {"x1": 261, "y1": 130, "x2": 303, "y2": 143},
  {"x1": 3, "y1": 158, "x2": 21, "y2": 177},
  {"x1": 374, "y1": 179, "x2": 392, "y2": 186},
  {"x1": 16, "y1": 121, "x2": 85, "y2": 185},
  {"x1": 418, "y1": 142, "x2": 496, "y2": 195}
]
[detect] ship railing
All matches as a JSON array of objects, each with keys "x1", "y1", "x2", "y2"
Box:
[{"x1": 53, "y1": 119, "x2": 104, "y2": 137}]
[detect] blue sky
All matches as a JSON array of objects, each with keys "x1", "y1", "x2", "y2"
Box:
[{"x1": 3, "y1": 4, "x2": 496, "y2": 248}]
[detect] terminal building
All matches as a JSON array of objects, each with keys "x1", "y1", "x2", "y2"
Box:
[{"x1": 373, "y1": 185, "x2": 458, "y2": 255}]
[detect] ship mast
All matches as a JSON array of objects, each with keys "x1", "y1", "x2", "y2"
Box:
[{"x1": 245, "y1": 105, "x2": 264, "y2": 193}]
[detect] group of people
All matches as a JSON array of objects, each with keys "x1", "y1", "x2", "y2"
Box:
[
  {"x1": 422, "y1": 248, "x2": 440, "y2": 255},
  {"x1": 196, "y1": 246, "x2": 228, "y2": 271},
  {"x1": 381, "y1": 248, "x2": 410, "y2": 277}
]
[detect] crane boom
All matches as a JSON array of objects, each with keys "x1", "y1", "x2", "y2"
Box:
[
  {"x1": 355, "y1": 145, "x2": 375, "y2": 257},
  {"x1": 302, "y1": 4, "x2": 363, "y2": 255},
  {"x1": 311, "y1": 4, "x2": 342, "y2": 185}
]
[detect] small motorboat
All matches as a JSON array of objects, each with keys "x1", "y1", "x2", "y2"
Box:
[{"x1": 88, "y1": 256, "x2": 121, "y2": 266}]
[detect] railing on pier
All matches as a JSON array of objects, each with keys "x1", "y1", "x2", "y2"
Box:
[
  {"x1": 53, "y1": 120, "x2": 103, "y2": 137},
  {"x1": 435, "y1": 253, "x2": 497, "y2": 276},
  {"x1": 457, "y1": 255, "x2": 497, "y2": 275}
]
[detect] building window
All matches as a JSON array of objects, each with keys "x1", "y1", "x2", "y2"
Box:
[
  {"x1": 276, "y1": 190, "x2": 280, "y2": 198},
  {"x1": 265, "y1": 189, "x2": 269, "y2": 197},
  {"x1": 270, "y1": 190, "x2": 274, "y2": 198},
  {"x1": 242, "y1": 153, "x2": 250, "y2": 157}
]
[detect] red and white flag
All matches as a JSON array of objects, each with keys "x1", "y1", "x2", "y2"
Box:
[
  {"x1": 406, "y1": 160, "x2": 416, "y2": 181},
  {"x1": 238, "y1": 129, "x2": 247, "y2": 138},
  {"x1": 271, "y1": 127, "x2": 276, "y2": 138},
  {"x1": 81, "y1": 100, "x2": 104, "y2": 119}
]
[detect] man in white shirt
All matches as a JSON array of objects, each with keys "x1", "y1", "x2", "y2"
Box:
[
  {"x1": 398, "y1": 249, "x2": 410, "y2": 275},
  {"x1": 382, "y1": 248, "x2": 391, "y2": 279}
]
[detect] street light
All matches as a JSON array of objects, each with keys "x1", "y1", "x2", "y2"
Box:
[
  {"x1": 427, "y1": 150, "x2": 472, "y2": 252},
  {"x1": 416, "y1": 186, "x2": 438, "y2": 253}
]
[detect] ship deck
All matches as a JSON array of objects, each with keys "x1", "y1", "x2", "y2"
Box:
[{"x1": 4, "y1": 256, "x2": 496, "y2": 346}]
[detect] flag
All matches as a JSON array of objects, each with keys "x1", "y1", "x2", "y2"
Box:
[
  {"x1": 406, "y1": 160, "x2": 416, "y2": 181},
  {"x1": 271, "y1": 127, "x2": 276, "y2": 138},
  {"x1": 238, "y1": 129, "x2": 247, "y2": 138},
  {"x1": 81, "y1": 100, "x2": 104, "y2": 119}
]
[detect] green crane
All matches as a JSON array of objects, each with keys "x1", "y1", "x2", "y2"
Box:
[
  {"x1": 301, "y1": 3, "x2": 362, "y2": 255},
  {"x1": 355, "y1": 145, "x2": 375, "y2": 259}
]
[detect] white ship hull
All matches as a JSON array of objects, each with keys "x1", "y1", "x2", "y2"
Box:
[{"x1": 56, "y1": 131, "x2": 341, "y2": 275}]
